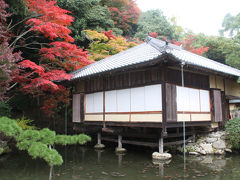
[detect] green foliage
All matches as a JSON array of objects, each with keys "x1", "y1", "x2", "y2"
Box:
[
  {"x1": 28, "y1": 142, "x2": 63, "y2": 166},
  {"x1": 225, "y1": 118, "x2": 240, "y2": 149},
  {"x1": 16, "y1": 115, "x2": 36, "y2": 130},
  {"x1": 0, "y1": 101, "x2": 11, "y2": 117},
  {"x1": 193, "y1": 34, "x2": 240, "y2": 67},
  {"x1": 0, "y1": 147, "x2": 3, "y2": 155},
  {"x1": 0, "y1": 117, "x2": 22, "y2": 137},
  {"x1": 220, "y1": 13, "x2": 240, "y2": 41},
  {"x1": 0, "y1": 116, "x2": 91, "y2": 166},
  {"x1": 134, "y1": 10, "x2": 179, "y2": 40},
  {"x1": 55, "y1": 134, "x2": 91, "y2": 145},
  {"x1": 57, "y1": 0, "x2": 115, "y2": 44}
]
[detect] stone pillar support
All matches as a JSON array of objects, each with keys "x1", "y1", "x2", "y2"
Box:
[
  {"x1": 115, "y1": 135, "x2": 126, "y2": 153},
  {"x1": 94, "y1": 132, "x2": 105, "y2": 149}
]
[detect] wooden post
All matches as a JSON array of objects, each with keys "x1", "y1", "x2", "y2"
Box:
[
  {"x1": 159, "y1": 135, "x2": 163, "y2": 154},
  {"x1": 118, "y1": 135, "x2": 122, "y2": 148}
]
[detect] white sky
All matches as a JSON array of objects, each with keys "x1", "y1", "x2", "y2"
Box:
[{"x1": 136, "y1": 0, "x2": 240, "y2": 36}]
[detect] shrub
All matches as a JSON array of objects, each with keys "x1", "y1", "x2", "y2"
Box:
[
  {"x1": 225, "y1": 118, "x2": 240, "y2": 149},
  {"x1": 0, "y1": 116, "x2": 91, "y2": 166},
  {"x1": 16, "y1": 115, "x2": 36, "y2": 130}
]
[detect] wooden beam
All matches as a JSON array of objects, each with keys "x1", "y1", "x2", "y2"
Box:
[{"x1": 102, "y1": 136, "x2": 194, "y2": 147}]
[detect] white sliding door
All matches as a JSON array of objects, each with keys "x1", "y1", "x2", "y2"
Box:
[
  {"x1": 117, "y1": 89, "x2": 131, "y2": 112},
  {"x1": 177, "y1": 86, "x2": 210, "y2": 112},
  {"x1": 145, "y1": 84, "x2": 162, "y2": 111},
  {"x1": 200, "y1": 90, "x2": 210, "y2": 112},
  {"x1": 131, "y1": 87, "x2": 145, "y2": 112},
  {"x1": 105, "y1": 90, "x2": 117, "y2": 112},
  {"x1": 177, "y1": 86, "x2": 190, "y2": 111},
  {"x1": 86, "y1": 92, "x2": 103, "y2": 113}
]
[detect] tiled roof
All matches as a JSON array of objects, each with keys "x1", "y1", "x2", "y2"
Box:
[{"x1": 71, "y1": 36, "x2": 240, "y2": 80}]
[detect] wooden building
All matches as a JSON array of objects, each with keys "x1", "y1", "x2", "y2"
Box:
[{"x1": 70, "y1": 37, "x2": 240, "y2": 150}]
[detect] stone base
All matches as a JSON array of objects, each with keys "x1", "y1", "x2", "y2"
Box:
[
  {"x1": 115, "y1": 147, "x2": 127, "y2": 153},
  {"x1": 152, "y1": 152, "x2": 172, "y2": 160},
  {"x1": 94, "y1": 143, "x2": 105, "y2": 149}
]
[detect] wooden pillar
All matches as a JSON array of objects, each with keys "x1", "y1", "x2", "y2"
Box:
[
  {"x1": 72, "y1": 94, "x2": 81, "y2": 123},
  {"x1": 210, "y1": 89, "x2": 223, "y2": 123},
  {"x1": 162, "y1": 83, "x2": 167, "y2": 133},
  {"x1": 80, "y1": 93, "x2": 85, "y2": 121}
]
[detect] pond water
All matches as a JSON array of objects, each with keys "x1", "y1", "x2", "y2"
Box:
[{"x1": 0, "y1": 145, "x2": 240, "y2": 180}]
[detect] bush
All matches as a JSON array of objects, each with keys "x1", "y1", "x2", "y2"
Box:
[
  {"x1": 16, "y1": 115, "x2": 36, "y2": 130},
  {"x1": 225, "y1": 118, "x2": 240, "y2": 149},
  {"x1": 0, "y1": 116, "x2": 91, "y2": 166}
]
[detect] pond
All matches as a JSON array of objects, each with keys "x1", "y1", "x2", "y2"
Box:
[{"x1": 0, "y1": 145, "x2": 240, "y2": 180}]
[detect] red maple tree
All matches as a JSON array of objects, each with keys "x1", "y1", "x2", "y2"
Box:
[
  {"x1": 171, "y1": 35, "x2": 209, "y2": 55},
  {"x1": 107, "y1": 0, "x2": 141, "y2": 34},
  {"x1": 149, "y1": 32, "x2": 158, "y2": 38},
  {"x1": 15, "y1": 0, "x2": 92, "y2": 116},
  {"x1": 0, "y1": 0, "x2": 22, "y2": 101}
]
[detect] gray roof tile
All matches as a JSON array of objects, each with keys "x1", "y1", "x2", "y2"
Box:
[{"x1": 71, "y1": 37, "x2": 240, "y2": 80}]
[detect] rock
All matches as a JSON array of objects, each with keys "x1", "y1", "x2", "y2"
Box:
[
  {"x1": 212, "y1": 140, "x2": 226, "y2": 149},
  {"x1": 115, "y1": 147, "x2": 127, "y2": 153},
  {"x1": 0, "y1": 140, "x2": 10, "y2": 155},
  {"x1": 195, "y1": 147, "x2": 202, "y2": 153},
  {"x1": 200, "y1": 143, "x2": 213, "y2": 154},
  {"x1": 214, "y1": 149, "x2": 225, "y2": 155},
  {"x1": 94, "y1": 143, "x2": 105, "y2": 149},
  {"x1": 200, "y1": 149, "x2": 207, "y2": 155},
  {"x1": 189, "y1": 152, "x2": 200, "y2": 155},
  {"x1": 177, "y1": 146, "x2": 183, "y2": 153},
  {"x1": 152, "y1": 152, "x2": 172, "y2": 160},
  {"x1": 187, "y1": 143, "x2": 195, "y2": 146},
  {"x1": 225, "y1": 148, "x2": 232, "y2": 153},
  {"x1": 206, "y1": 137, "x2": 217, "y2": 143},
  {"x1": 208, "y1": 132, "x2": 222, "y2": 138}
]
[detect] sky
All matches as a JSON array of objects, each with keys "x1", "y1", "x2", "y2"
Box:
[{"x1": 136, "y1": 0, "x2": 240, "y2": 36}]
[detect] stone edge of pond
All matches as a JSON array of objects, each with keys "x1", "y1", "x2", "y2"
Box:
[{"x1": 177, "y1": 131, "x2": 232, "y2": 156}]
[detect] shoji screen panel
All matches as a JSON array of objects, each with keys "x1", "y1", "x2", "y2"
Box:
[
  {"x1": 85, "y1": 92, "x2": 103, "y2": 113},
  {"x1": 200, "y1": 90, "x2": 210, "y2": 112},
  {"x1": 85, "y1": 93, "x2": 94, "y2": 113},
  {"x1": 117, "y1": 89, "x2": 131, "y2": 112},
  {"x1": 189, "y1": 88, "x2": 200, "y2": 112},
  {"x1": 144, "y1": 84, "x2": 162, "y2": 111},
  {"x1": 105, "y1": 90, "x2": 117, "y2": 112},
  {"x1": 176, "y1": 86, "x2": 190, "y2": 111},
  {"x1": 131, "y1": 87, "x2": 145, "y2": 112}
]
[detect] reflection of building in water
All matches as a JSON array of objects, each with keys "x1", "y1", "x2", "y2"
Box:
[{"x1": 229, "y1": 99, "x2": 240, "y2": 119}]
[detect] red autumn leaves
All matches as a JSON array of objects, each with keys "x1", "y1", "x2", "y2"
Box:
[{"x1": 16, "y1": 0, "x2": 92, "y2": 116}]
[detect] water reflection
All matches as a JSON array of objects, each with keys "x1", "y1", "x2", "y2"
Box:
[
  {"x1": 95, "y1": 149, "x2": 104, "y2": 164},
  {"x1": 152, "y1": 159, "x2": 171, "y2": 177},
  {"x1": 49, "y1": 166, "x2": 53, "y2": 180},
  {"x1": 0, "y1": 146, "x2": 240, "y2": 180}
]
